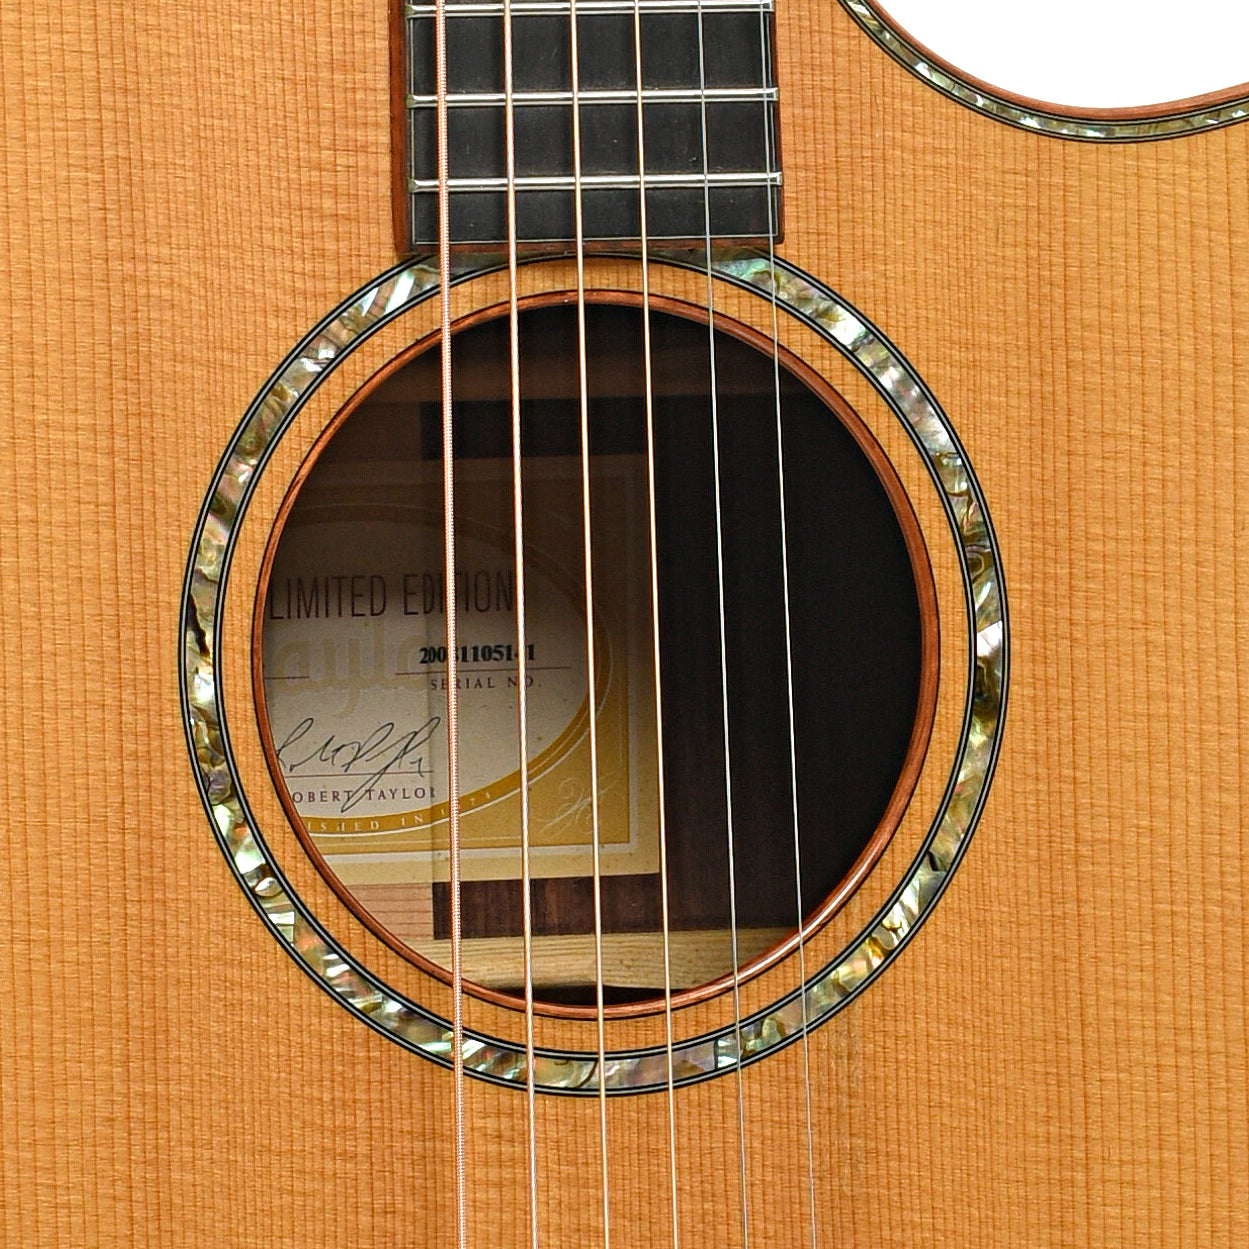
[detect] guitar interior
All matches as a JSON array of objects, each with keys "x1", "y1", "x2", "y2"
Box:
[{"x1": 258, "y1": 299, "x2": 930, "y2": 1014}]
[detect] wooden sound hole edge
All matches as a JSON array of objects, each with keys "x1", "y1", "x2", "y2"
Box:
[
  {"x1": 184, "y1": 252, "x2": 1007, "y2": 1092},
  {"x1": 251, "y1": 289, "x2": 941, "y2": 1022},
  {"x1": 845, "y1": 0, "x2": 1249, "y2": 139}
]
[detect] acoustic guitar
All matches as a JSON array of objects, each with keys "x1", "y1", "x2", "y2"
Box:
[{"x1": 2, "y1": 1, "x2": 1246, "y2": 1245}]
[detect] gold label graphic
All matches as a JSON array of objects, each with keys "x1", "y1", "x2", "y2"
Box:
[{"x1": 262, "y1": 456, "x2": 659, "y2": 888}]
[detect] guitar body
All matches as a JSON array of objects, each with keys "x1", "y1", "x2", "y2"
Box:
[{"x1": 2, "y1": 2, "x2": 1246, "y2": 1245}]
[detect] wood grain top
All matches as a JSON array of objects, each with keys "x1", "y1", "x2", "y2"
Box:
[{"x1": 1, "y1": 1, "x2": 1246, "y2": 1245}]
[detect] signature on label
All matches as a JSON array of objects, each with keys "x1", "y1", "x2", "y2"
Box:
[{"x1": 275, "y1": 717, "x2": 441, "y2": 814}]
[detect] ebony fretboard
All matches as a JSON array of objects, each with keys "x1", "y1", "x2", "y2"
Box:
[{"x1": 399, "y1": 0, "x2": 782, "y2": 248}]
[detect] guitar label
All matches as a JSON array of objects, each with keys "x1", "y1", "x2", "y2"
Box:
[{"x1": 261, "y1": 455, "x2": 661, "y2": 902}]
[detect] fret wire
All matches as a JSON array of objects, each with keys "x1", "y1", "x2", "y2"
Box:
[
  {"x1": 407, "y1": 87, "x2": 778, "y2": 107},
  {"x1": 407, "y1": 0, "x2": 772, "y2": 14},
  {"x1": 408, "y1": 171, "x2": 781, "y2": 191}
]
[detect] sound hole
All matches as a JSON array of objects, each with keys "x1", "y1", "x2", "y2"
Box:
[{"x1": 258, "y1": 299, "x2": 932, "y2": 1015}]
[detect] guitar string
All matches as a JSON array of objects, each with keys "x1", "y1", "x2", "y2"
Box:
[
  {"x1": 567, "y1": 4, "x2": 613, "y2": 1245},
  {"x1": 755, "y1": 9, "x2": 819, "y2": 1246},
  {"x1": 433, "y1": 1, "x2": 467, "y2": 1247},
  {"x1": 694, "y1": 4, "x2": 751, "y2": 1244},
  {"x1": 630, "y1": 4, "x2": 682, "y2": 1248},
  {"x1": 501, "y1": 0, "x2": 541, "y2": 1245}
]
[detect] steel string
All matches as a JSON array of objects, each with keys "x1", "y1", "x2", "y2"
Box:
[
  {"x1": 694, "y1": 3, "x2": 751, "y2": 1244},
  {"x1": 502, "y1": 0, "x2": 541, "y2": 1244},
  {"x1": 755, "y1": 7, "x2": 819, "y2": 1245},
  {"x1": 433, "y1": 1, "x2": 467, "y2": 1246},
  {"x1": 630, "y1": 4, "x2": 681, "y2": 1245},
  {"x1": 567, "y1": 3, "x2": 613, "y2": 1245}
]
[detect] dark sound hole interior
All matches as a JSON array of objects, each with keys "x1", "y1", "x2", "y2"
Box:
[{"x1": 261, "y1": 301, "x2": 927, "y2": 1012}]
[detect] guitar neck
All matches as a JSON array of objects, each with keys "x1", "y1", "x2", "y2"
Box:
[{"x1": 396, "y1": 0, "x2": 783, "y2": 248}]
